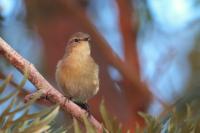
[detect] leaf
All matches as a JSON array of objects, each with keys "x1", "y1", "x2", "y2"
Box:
[
  {"x1": 100, "y1": 100, "x2": 123, "y2": 133},
  {"x1": 100, "y1": 100, "x2": 114, "y2": 132},
  {"x1": 73, "y1": 118, "x2": 82, "y2": 133},
  {"x1": 0, "y1": 92, "x2": 18, "y2": 128},
  {"x1": 0, "y1": 90, "x2": 18, "y2": 104},
  {"x1": 7, "y1": 90, "x2": 43, "y2": 116},
  {"x1": 82, "y1": 114, "x2": 96, "y2": 133},
  {"x1": 134, "y1": 123, "x2": 142, "y2": 133},
  {"x1": 0, "y1": 74, "x2": 12, "y2": 93},
  {"x1": 186, "y1": 104, "x2": 192, "y2": 120},
  {"x1": 0, "y1": 72, "x2": 65, "y2": 132},
  {"x1": 138, "y1": 112, "x2": 162, "y2": 133},
  {"x1": 15, "y1": 67, "x2": 29, "y2": 91},
  {"x1": 19, "y1": 106, "x2": 60, "y2": 133}
]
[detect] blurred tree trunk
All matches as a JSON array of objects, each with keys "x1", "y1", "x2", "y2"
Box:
[
  {"x1": 116, "y1": 0, "x2": 152, "y2": 128},
  {"x1": 24, "y1": 0, "x2": 152, "y2": 132}
]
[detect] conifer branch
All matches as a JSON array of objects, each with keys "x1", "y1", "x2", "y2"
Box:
[{"x1": 0, "y1": 37, "x2": 103, "y2": 133}]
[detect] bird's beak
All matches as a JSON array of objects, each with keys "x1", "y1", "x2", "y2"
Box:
[{"x1": 85, "y1": 37, "x2": 90, "y2": 41}]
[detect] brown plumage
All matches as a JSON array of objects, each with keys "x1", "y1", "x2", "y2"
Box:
[{"x1": 55, "y1": 32, "x2": 99, "y2": 109}]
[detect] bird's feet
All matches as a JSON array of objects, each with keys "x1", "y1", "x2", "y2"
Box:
[
  {"x1": 74, "y1": 102, "x2": 91, "y2": 116},
  {"x1": 61, "y1": 96, "x2": 71, "y2": 107}
]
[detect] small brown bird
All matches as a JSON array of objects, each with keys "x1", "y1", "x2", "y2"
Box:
[{"x1": 55, "y1": 32, "x2": 99, "y2": 110}]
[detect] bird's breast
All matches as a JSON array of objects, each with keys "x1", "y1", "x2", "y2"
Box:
[{"x1": 56, "y1": 55, "x2": 99, "y2": 102}]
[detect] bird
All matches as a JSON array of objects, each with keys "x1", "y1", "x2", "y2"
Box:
[{"x1": 55, "y1": 32, "x2": 99, "y2": 111}]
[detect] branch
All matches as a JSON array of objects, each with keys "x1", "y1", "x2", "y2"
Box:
[
  {"x1": 0, "y1": 71, "x2": 53, "y2": 106},
  {"x1": 116, "y1": 0, "x2": 139, "y2": 69},
  {"x1": 0, "y1": 37, "x2": 103, "y2": 132}
]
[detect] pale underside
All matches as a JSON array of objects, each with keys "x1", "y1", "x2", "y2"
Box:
[{"x1": 55, "y1": 43, "x2": 99, "y2": 102}]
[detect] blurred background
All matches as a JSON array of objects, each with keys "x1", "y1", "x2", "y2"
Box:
[{"x1": 0, "y1": 0, "x2": 200, "y2": 132}]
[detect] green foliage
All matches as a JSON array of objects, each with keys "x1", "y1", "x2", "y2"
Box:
[
  {"x1": 100, "y1": 100, "x2": 124, "y2": 133},
  {"x1": 72, "y1": 100, "x2": 129, "y2": 133},
  {"x1": 73, "y1": 118, "x2": 82, "y2": 133},
  {"x1": 135, "y1": 102, "x2": 200, "y2": 133},
  {"x1": 137, "y1": 112, "x2": 162, "y2": 133},
  {"x1": 72, "y1": 113, "x2": 99, "y2": 133},
  {"x1": 72, "y1": 99, "x2": 200, "y2": 133},
  {"x1": 0, "y1": 74, "x2": 65, "y2": 133},
  {"x1": 2, "y1": 72, "x2": 200, "y2": 133}
]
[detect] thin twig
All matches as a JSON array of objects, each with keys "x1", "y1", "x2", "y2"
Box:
[
  {"x1": 0, "y1": 71, "x2": 53, "y2": 106},
  {"x1": 0, "y1": 37, "x2": 103, "y2": 133}
]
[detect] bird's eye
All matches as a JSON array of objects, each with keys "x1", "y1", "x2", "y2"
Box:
[{"x1": 74, "y1": 38, "x2": 79, "y2": 42}]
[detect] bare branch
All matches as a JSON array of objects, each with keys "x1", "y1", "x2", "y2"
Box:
[{"x1": 0, "y1": 37, "x2": 103, "y2": 132}]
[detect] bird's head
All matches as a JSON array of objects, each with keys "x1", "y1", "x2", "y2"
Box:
[{"x1": 66, "y1": 32, "x2": 91, "y2": 55}]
